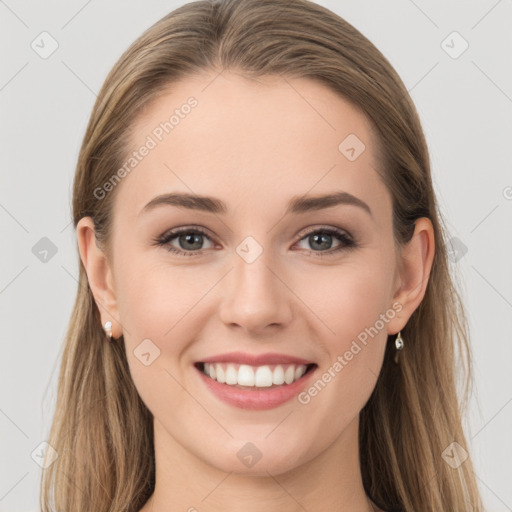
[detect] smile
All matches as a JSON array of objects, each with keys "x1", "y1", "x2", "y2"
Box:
[
  {"x1": 194, "y1": 362, "x2": 318, "y2": 410},
  {"x1": 199, "y1": 362, "x2": 315, "y2": 387}
]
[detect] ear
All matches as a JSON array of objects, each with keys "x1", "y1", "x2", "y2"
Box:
[
  {"x1": 76, "y1": 217, "x2": 121, "y2": 339},
  {"x1": 388, "y1": 217, "x2": 435, "y2": 334}
]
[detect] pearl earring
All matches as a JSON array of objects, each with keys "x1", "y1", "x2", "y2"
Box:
[{"x1": 104, "y1": 320, "x2": 113, "y2": 340}]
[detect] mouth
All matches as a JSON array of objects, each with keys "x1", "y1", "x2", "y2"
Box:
[
  {"x1": 193, "y1": 361, "x2": 318, "y2": 390},
  {"x1": 193, "y1": 360, "x2": 319, "y2": 410}
]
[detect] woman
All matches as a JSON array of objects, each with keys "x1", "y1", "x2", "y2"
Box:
[{"x1": 40, "y1": 0, "x2": 484, "y2": 510}]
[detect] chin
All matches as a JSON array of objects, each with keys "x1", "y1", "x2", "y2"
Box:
[{"x1": 201, "y1": 442, "x2": 309, "y2": 477}]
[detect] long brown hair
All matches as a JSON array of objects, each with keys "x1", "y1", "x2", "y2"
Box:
[{"x1": 40, "y1": 0, "x2": 484, "y2": 510}]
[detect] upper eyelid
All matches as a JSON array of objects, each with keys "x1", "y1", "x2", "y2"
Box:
[{"x1": 159, "y1": 225, "x2": 216, "y2": 243}]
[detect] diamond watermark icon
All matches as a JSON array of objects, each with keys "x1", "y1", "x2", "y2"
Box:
[
  {"x1": 134, "y1": 338, "x2": 161, "y2": 366},
  {"x1": 441, "y1": 441, "x2": 468, "y2": 469},
  {"x1": 447, "y1": 236, "x2": 468, "y2": 263},
  {"x1": 32, "y1": 237, "x2": 58, "y2": 263},
  {"x1": 31, "y1": 31, "x2": 59, "y2": 59},
  {"x1": 237, "y1": 442, "x2": 263, "y2": 468},
  {"x1": 31, "y1": 441, "x2": 58, "y2": 469},
  {"x1": 338, "y1": 133, "x2": 365, "y2": 161},
  {"x1": 236, "y1": 236, "x2": 263, "y2": 264},
  {"x1": 441, "y1": 31, "x2": 469, "y2": 59}
]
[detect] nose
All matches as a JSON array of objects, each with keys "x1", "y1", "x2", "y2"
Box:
[{"x1": 218, "y1": 247, "x2": 293, "y2": 334}]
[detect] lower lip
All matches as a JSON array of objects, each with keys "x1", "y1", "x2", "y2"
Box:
[{"x1": 195, "y1": 364, "x2": 317, "y2": 410}]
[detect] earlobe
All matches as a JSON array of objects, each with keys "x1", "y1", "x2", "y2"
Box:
[
  {"x1": 389, "y1": 217, "x2": 435, "y2": 334},
  {"x1": 76, "y1": 217, "x2": 121, "y2": 338}
]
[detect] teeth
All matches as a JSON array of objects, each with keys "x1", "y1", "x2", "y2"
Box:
[
  {"x1": 225, "y1": 365, "x2": 238, "y2": 385},
  {"x1": 285, "y1": 365, "x2": 295, "y2": 384},
  {"x1": 202, "y1": 362, "x2": 309, "y2": 387},
  {"x1": 273, "y1": 365, "x2": 285, "y2": 385},
  {"x1": 238, "y1": 365, "x2": 255, "y2": 386},
  {"x1": 216, "y1": 365, "x2": 226, "y2": 384},
  {"x1": 255, "y1": 366, "x2": 273, "y2": 387}
]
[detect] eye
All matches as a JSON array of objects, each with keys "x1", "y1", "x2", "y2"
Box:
[
  {"x1": 293, "y1": 227, "x2": 356, "y2": 257},
  {"x1": 154, "y1": 225, "x2": 356, "y2": 257},
  {"x1": 154, "y1": 226, "x2": 216, "y2": 256}
]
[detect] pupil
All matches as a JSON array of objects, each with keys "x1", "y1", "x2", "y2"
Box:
[
  {"x1": 311, "y1": 233, "x2": 331, "y2": 251},
  {"x1": 181, "y1": 233, "x2": 202, "y2": 250}
]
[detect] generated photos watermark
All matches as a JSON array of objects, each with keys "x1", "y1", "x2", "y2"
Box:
[
  {"x1": 297, "y1": 301, "x2": 403, "y2": 405},
  {"x1": 93, "y1": 96, "x2": 198, "y2": 200}
]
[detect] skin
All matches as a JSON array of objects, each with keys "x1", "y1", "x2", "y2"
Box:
[{"x1": 77, "y1": 71, "x2": 435, "y2": 512}]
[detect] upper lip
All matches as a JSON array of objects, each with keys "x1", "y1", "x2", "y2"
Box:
[{"x1": 198, "y1": 351, "x2": 316, "y2": 366}]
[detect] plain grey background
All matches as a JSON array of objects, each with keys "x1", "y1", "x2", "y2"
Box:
[{"x1": 1, "y1": 1, "x2": 511, "y2": 510}]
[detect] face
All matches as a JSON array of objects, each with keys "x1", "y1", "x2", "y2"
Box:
[{"x1": 85, "y1": 71, "x2": 408, "y2": 476}]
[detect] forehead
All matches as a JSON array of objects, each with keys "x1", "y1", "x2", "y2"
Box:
[{"x1": 112, "y1": 71, "x2": 389, "y2": 223}]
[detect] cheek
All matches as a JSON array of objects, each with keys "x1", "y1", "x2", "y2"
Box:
[
  {"x1": 116, "y1": 260, "x2": 202, "y2": 414},
  {"x1": 305, "y1": 257, "x2": 393, "y2": 342},
  {"x1": 304, "y1": 258, "x2": 393, "y2": 410},
  {"x1": 293, "y1": 260, "x2": 393, "y2": 424},
  {"x1": 115, "y1": 253, "x2": 202, "y2": 336}
]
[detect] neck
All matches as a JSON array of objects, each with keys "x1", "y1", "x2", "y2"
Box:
[{"x1": 142, "y1": 415, "x2": 378, "y2": 512}]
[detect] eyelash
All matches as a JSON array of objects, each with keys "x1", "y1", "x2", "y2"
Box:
[{"x1": 154, "y1": 225, "x2": 356, "y2": 258}]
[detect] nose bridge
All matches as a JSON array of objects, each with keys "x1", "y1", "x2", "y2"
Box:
[{"x1": 218, "y1": 235, "x2": 292, "y2": 330}]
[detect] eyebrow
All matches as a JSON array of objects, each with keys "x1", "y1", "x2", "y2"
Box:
[{"x1": 140, "y1": 191, "x2": 372, "y2": 218}]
